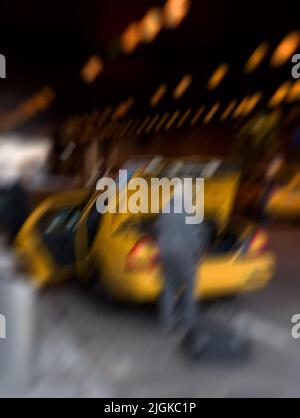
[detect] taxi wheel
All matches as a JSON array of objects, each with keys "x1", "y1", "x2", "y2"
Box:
[
  {"x1": 80, "y1": 268, "x2": 99, "y2": 290},
  {"x1": 78, "y1": 268, "x2": 110, "y2": 302}
]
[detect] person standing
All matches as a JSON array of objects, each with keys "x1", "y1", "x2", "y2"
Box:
[
  {"x1": 2, "y1": 180, "x2": 31, "y2": 243},
  {"x1": 154, "y1": 182, "x2": 209, "y2": 334}
]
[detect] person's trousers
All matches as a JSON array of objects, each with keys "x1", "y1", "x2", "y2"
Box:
[{"x1": 159, "y1": 250, "x2": 197, "y2": 333}]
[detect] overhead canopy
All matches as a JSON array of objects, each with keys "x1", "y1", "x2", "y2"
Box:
[{"x1": 0, "y1": 0, "x2": 299, "y2": 133}]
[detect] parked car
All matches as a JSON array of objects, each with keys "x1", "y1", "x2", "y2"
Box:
[{"x1": 15, "y1": 164, "x2": 275, "y2": 301}]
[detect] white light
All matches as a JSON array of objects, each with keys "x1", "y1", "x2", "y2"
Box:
[{"x1": 0, "y1": 136, "x2": 51, "y2": 184}]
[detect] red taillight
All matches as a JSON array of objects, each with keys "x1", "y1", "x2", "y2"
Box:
[
  {"x1": 126, "y1": 236, "x2": 160, "y2": 272},
  {"x1": 246, "y1": 229, "x2": 269, "y2": 256}
]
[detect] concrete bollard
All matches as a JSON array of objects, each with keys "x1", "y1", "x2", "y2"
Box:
[{"x1": 0, "y1": 279, "x2": 36, "y2": 395}]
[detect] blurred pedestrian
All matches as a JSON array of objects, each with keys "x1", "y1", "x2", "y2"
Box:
[
  {"x1": 154, "y1": 181, "x2": 209, "y2": 334},
  {"x1": 0, "y1": 179, "x2": 31, "y2": 243}
]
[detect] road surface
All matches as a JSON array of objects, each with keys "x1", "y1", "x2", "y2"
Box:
[{"x1": 0, "y1": 225, "x2": 300, "y2": 397}]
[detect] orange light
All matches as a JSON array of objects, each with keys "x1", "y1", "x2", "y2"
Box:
[
  {"x1": 244, "y1": 92, "x2": 262, "y2": 115},
  {"x1": 220, "y1": 100, "x2": 237, "y2": 121},
  {"x1": 269, "y1": 82, "x2": 292, "y2": 108},
  {"x1": 233, "y1": 97, "x2": 250, "y2": 119},
  {"x1": 112, "y1": 98, "x2": 134, "y2": 121},
  {"x1": 166, "y1": 110, "x2": 180, "y2": 130},
  {"x1": 245, "y1": 42, "x2": 269, "y2": 73},
  {"x1": 140, "y1": 8, "x2": 163, "y2": 43},
  {"x1": 287, "y1": 80, "x2": 300, "y2": 102},
  {"x1": 146, "y1": 115, "x2": 160, "y2": 133},
  {"x1": 203, "y1": 103, "x2": 220, "y2": 124},
  {"x1": 190, "y1": 106, "x2": 205, "y2": 126},
  {"x1": 155, "y1": 112, "x2": 170, "y2": 131},
  {"x1": 208, "y1": 64, "x2": 229, "y2": 90},
  {"x1": 270, "y1": 32, "x2": 300, "y2": 67},
  {"x1": 173, "y1": 75, "x2": 192, "y2": 99},
  {"x1": 177, "y1": 108, "x2": 192, "y2": 128},
  {"x1": 121, "y1": 22, "x2": 142, "y2": 54},
  {"x1": 150, "y1": 84, "x2": 167, "y2": 107},
  {"x1": 163, "y1": 0, "x2": 191, "y2": 29},
  {"x1": 0, "y1": 87, "x2": 56, "y2": 132},
  {"x1": 81, "y1": 56, "x2": 104, "y2": 84}
]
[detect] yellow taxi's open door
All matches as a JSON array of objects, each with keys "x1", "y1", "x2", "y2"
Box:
[
  {"x1": 204, "y1": 172, "x2": 240, "y2": 227},
  {"x1": 15, "y1": 191, "x2": 88, "y2": 286},
  {"x1": 152, "y1": 159, "x2": 240, "y2": 228}
]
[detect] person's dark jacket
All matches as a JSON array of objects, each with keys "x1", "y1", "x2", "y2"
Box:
[{"x1": 0, "y1": 182, "x2": 31, "y2": 241}]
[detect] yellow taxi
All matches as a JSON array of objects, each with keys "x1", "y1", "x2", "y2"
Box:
[
  {"x1": 266, "y1": 171, "x2": 300, "y2": 219},
  {"x1": 15, "y1": 162, "x2": 275, "y2": 301}
]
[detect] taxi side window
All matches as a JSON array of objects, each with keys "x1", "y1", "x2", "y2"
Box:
[
  {"x1": 37, "y1": 207, "x2": 82, "y2": 267},
  {"x1": 39, "y1": 208, "x2": 81, "y2": 235}
]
